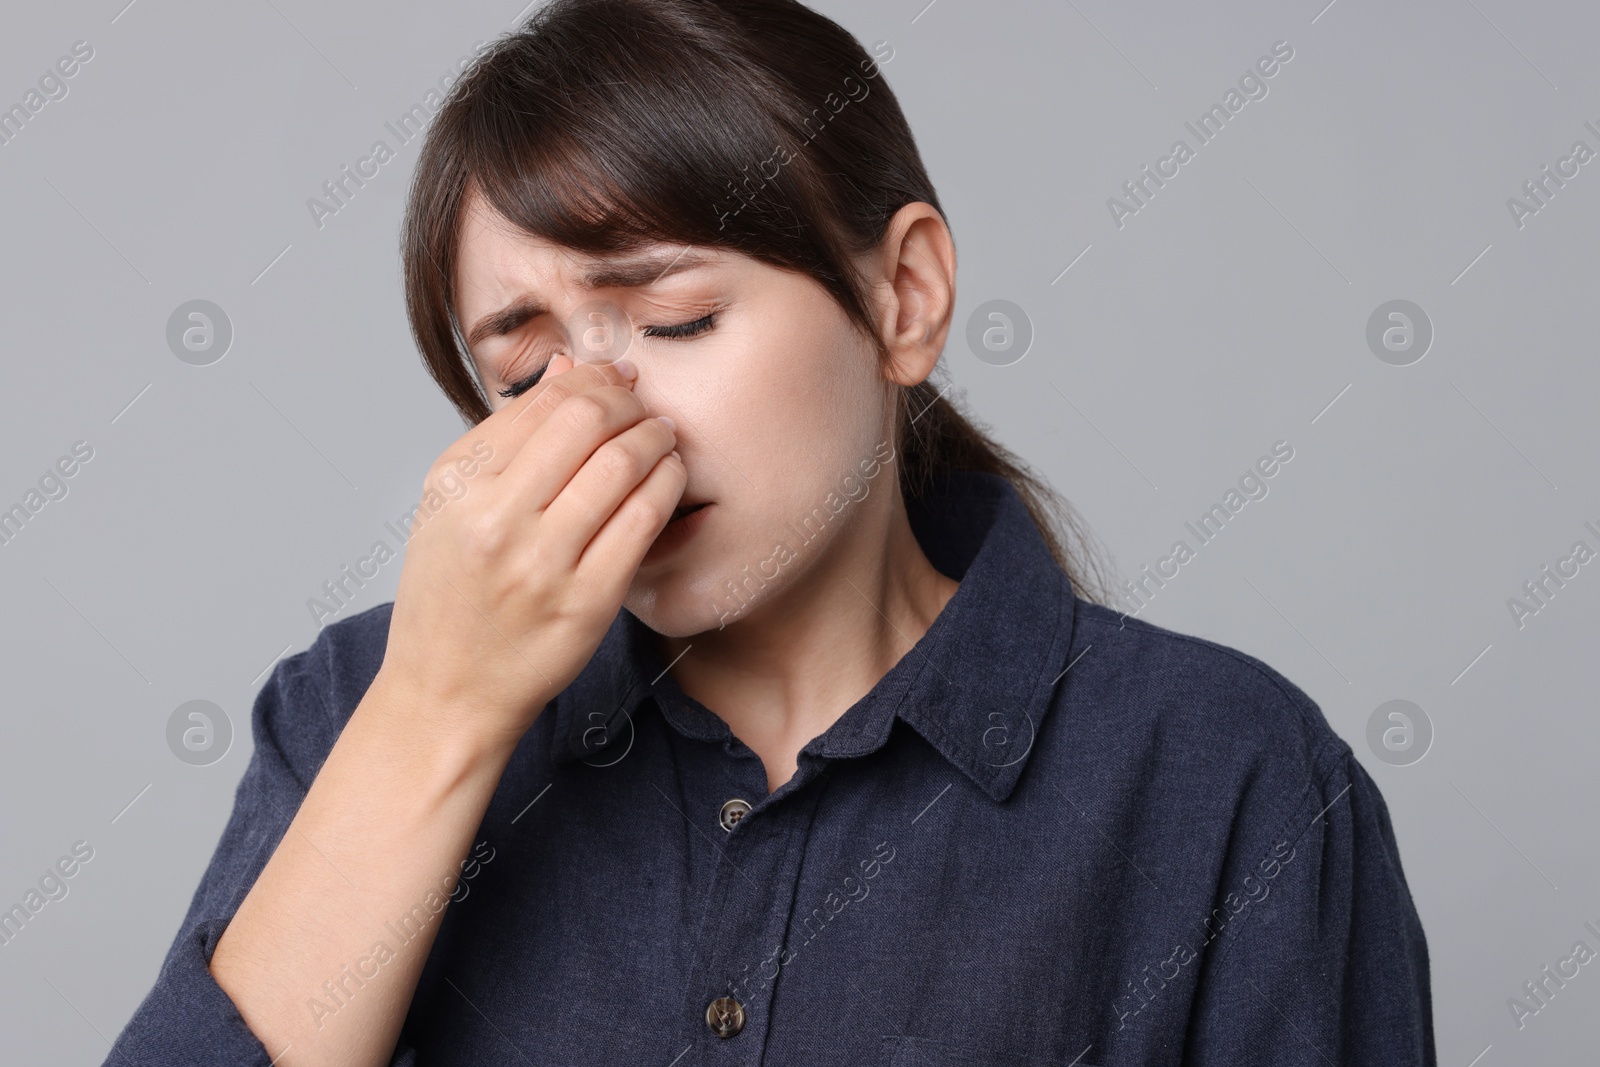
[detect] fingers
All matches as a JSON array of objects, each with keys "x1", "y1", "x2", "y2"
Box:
[
  {"x1": 537, "y1": 412, "x2": 681, "y2": 563},
  {"x1": 507, "y1": 356, "x2": 636, "y2": 444},
  {"x1": 494, "y1": 372, "x2": 660, "y2": 516},
  {"x1": 442, "y1": 356, "x2": 639, "y2": 481},
  {"x1": 577, "y1": 446, "x2": 688, "y2": 596}
]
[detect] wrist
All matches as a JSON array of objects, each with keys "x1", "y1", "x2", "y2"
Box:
[{"x1": 355, "y1": 666, "x2": 531, "y2": 788}]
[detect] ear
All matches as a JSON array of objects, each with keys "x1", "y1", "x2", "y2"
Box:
[{"x1": 869, "y1": 202, "x2": 956, "y2": 388}]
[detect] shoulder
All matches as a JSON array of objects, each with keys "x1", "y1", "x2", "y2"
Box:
[
  {"x1": 252, "y1": 601, "x2": 394, "y2": 790},
  {"x1": 1068, "y1": 598, "x2": 1344, "y2": 755},
  {"x1": 1055, "y1": 598, "x2": 1353, "y2": 819}
]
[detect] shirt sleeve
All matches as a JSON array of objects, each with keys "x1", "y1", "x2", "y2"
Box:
[
  {"x1": 102, "y1": 631, "x2": 421, "y2": 1067},
  {"x1": 1183, "y1": 741, "x2": 1436, "y2": 1067}
]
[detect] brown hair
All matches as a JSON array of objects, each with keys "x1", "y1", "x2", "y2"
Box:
[{"x1": 400, "y1": 0, "x2": 1115, "y2": 605}]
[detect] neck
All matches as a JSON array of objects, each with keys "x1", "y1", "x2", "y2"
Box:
[{"x1": 653, "y1": 484, "x2": 958, "y2": 791}]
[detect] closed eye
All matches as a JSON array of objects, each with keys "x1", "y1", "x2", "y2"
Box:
[
  {"x1": 642, "y1": 312, "x2": 715, "y2": 340},
  {"x1": 497, "y1": 366, "x2": 548, "y2": 399},
  {"x1": 495, "y1": 312, "x2": 717, "y2": 399}
]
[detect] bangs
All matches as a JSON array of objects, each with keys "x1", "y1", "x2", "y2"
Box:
[{"x1": 454, "y1": 7, "x2": 804, "y2": 265}]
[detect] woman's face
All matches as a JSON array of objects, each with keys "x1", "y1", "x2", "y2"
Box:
[{"x1": 453, "y1": 190, "x2": 898, "y2": 637}]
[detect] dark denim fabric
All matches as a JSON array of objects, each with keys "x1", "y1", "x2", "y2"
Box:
[{"x1": 105, "y1": 470, "x2": 1435, "y2": 1066}]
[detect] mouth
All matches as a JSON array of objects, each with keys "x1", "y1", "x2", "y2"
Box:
[{"x1": 669, "y1": 501, "x2": 710, "y2": 524}]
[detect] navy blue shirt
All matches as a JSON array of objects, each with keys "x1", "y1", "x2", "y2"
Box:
[{"x1": 107, "y1": 470, "x2": 1435, "y2": 1066}]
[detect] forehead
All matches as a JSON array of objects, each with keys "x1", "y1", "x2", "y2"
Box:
[{"x1": 452, "y1": 189, "x2": 726, "y2": 304}]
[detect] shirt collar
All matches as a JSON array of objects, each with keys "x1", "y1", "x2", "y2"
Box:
[{"x1": 549, "y1": 469, "x2": 1080, "y2": 803}]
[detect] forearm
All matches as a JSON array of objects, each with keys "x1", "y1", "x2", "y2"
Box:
[{"x1": 208, "y1": 670, "x2": 522, "y2": 1067}]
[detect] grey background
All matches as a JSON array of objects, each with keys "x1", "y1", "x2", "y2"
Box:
[{"x1": 1, "y1": 0, "x2": 1594, "y2": 1062}]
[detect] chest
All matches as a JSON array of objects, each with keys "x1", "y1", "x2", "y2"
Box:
[{"x1": 401, "y1": 715, "x2": 1217, "y2": 1067}]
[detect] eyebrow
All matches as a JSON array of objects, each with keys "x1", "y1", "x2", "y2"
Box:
[{"x1": 464, "y1": 247, "x2": 720, "y2": 351}]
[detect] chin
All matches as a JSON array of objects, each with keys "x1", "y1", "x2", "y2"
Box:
[
  {"x1": 626, "y1": 549, "x2": 795, "y2": 637},
  {"x1": 624, "y1": 569, "x2": 735, "y2": 638}
]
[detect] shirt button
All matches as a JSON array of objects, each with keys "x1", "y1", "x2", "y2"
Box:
[
  {"x1": 706, "y1": 995, "x2": 746, "y2": 1037},
  {"x1": 719, "y1": 798, "x2": 752, "y2": 831}
]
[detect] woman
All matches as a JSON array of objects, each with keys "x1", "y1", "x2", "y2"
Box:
[{"x1": 107, "y1": 1, "x2": 1435, "y2": 1064}]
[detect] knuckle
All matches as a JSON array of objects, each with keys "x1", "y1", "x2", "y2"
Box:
[
  {"x1": 462, "y1": 507, "x2": 511, "y2": 558},
  {"x1": 425, "y1": 453, "x2": 457, "y2": 486},
  {"x1": 629, "y1": 496, "x2": 670, "y2": 534},
  {"x1": 559, "y1": 393, "x2": 610, "y2": 435},
  {"x1": 592, "y1": 439, "x2": 641, "y2": 481},
  {"x1": 614, "y1": 385, "x2": 646, "y2": 417}
]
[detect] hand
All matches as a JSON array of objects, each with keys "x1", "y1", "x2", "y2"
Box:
[{"x1": 374, "y1": 353, "x2": 683, "y2": 751}]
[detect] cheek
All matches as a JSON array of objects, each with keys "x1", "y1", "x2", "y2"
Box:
[
  {"x1": 808, "y1": 325, "x2": 889, "y2": 451},
  {"x1": 730, "y1": 334, "x2": 875, "y2": 476},
  {"x1": 743, "y1": 307, "x2": 878, "y2": 419},
  {"x1": 653, "y1": 329, "x2": 807, "y2": 455},
  {"x1": 646, "y1": 296, "x2": 886, "y2": 530}
]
